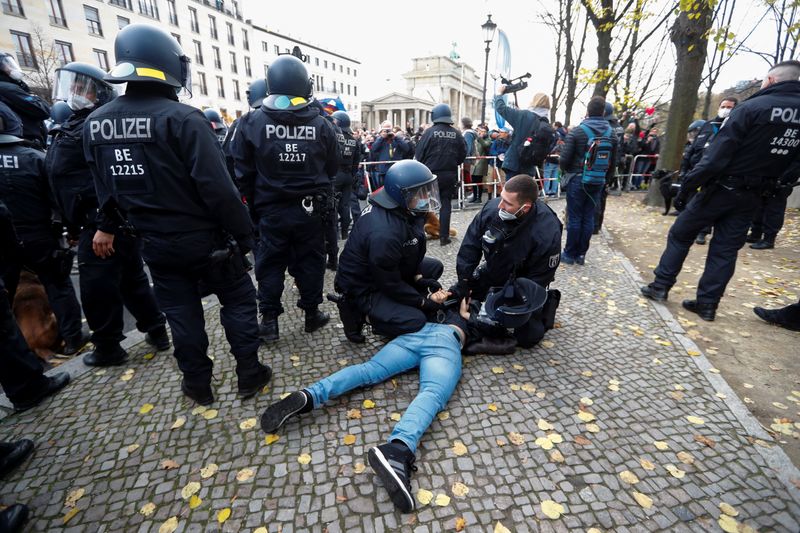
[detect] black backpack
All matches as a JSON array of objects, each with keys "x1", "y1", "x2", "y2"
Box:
[{"x1": 518, "y1": 116, "x2": 556, "y2": 169}]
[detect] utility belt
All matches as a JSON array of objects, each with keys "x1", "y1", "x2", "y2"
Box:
[
  {"x1": 271, "y1": 191, "x2": 330, "y2": 218},
  {"x1": 716, "y1": 175, "x2": 770, "y2": 191},
  {"x1": 201, "y1": 233, "x2": 251, "y2": 290}
]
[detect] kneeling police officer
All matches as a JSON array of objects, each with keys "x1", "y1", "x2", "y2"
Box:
[{"x1": 84, "y1": 24, "x2": 270, "y2": 405}]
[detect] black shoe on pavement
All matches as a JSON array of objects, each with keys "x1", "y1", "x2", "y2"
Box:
[
  {"x1": 368, "y1": 441, "x2": 418, "y2": 513},
  {"x1": 12, "y1": 373, "x2": 71, "y2": 412},
  {"x1": 238, "y1": 363, "x2": 272, "y2": 399},
  {"x1": 83, "y1": 345, "x2": 128, "y2": 367},
  {"x1": 640, "y1": 284, "x2": 669, "y2": 302},
  {"x1": 576, "y1": 255, "x2": 585, "y2": 265},
  {"x1": 745, "y1": 233, "x2": 761, "y2": 243},
  {"x1": 145, "y1": 325, "x2": 171, "y2": 351},
  {"x1": 695, "y1": 234, "x2": 707, "y2": 245},
  {"x1": 753, "y1": 307, "x2": 800, "y2": 332},
  {"x1": 0, "y1": 504, "x2": 29, "y2": 533},
  {"x1": 259, "y1": 315, "x2": 279, "y2": 342},
  {"x1": 260, "y1": 390, "x2": 311, "y2": 433},
  {"x1": 682, "y1": 299, "x2": 717, "y2": 321},
  {"x1": 440, "y1": 237, "x2": 452, "y2": 246},
  {"x1": 750, "y1": 240, "x2": 774, "y2": 250},
  {"x1": 304, "y1": 309, "x2": 330, "y2": 333},
  {"x1": 0, "y1": 439, "x2": 34, "y2": 479},
  {"x1": 181, "y1": 379, "x2": 214, "y2": 406},
  {"x1": 62, "y1": 330, "x2": 90, "y2": 356}
]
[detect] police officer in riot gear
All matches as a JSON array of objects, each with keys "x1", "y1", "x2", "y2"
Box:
[
  {"x1": 0, "y1": 102, "x2": 88, "y2": 356},
  {"x1": 414, "y1": 103, "x2": 467, "y2": 246},
  {"x1": 452, "y1": 175, "x2": 562, "y2": 347},
  {"x1": 331, "y1": 111, "x2": 362, "y2": 240},
  {"x1": 84, "y1": 24, "x2": 270, "y2": 404},
  {"x1": 203, "y1": 108, "x2": 228, "y2": 145},
  {"x1": 232, "y1": 54, "x2": 340, "y2": 342},
  {"x1": 222, "y1": 79, "x2": 268, "y2": 184},
  {"x1": 0, "y1": 53, "x2": 50, "y2": 148},
  {"x1": 642, "y1": 61, "x2": 800, "y2": 321},
  {"x1": 47, "y1": 61, "x2": 169, "y2": 366},
  {"x1": 332, "y1": 160, "x2": 445, "y2": 342}
]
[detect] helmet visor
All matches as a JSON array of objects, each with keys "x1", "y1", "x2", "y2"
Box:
[
  {"x1": 53, "y1": 70, "x2": 113, "y2": 111},
  {"x1": 1, "y1": 54, "x2": 22, "y2": 78},
  {"x1": 403, "y1": 179, "x2": 441, "y2": 215},
  {"x1": 178, "y1": 55, "x2": 193, "y2": 100}
]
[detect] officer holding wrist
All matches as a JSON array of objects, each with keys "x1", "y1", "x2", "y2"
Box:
[
  {"x1": 332, "y1": 160, "x2": 445, "y2": 342},
  {"x1": 233, "y1": 54, "x2": 340, "y2": 342},
  {"x1": 642, "y1": 60, "x2": 800, "y2": 321},
  {"x1": 84, "y1": 25, "x2": 269, "y2": 405}
]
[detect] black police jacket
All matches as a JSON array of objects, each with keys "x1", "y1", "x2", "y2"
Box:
[
  {"x1": 457, "y1": 197, "x2": 563, "y2": 298},
  {"x1": 335, "y1": 129, "x2": 362, "y2": 186},
  {"x1": 46, "y1": 110, "x2": 116, "y2": 235},
  {"x1": 0, "y1": 141, "x2": 55, "y2": 241},
  {"x1": 335, "y1": 201, "x2": 427, "y2": 307},
  {"x1": 0, "y1": 75, "x2": 50, "y2": 147},
  {"x1": 232, "y1": 104, "x2": 339, "y2": 214},
  {"x1": 683, "y1": 80, "x2": 800, "y2": 191},
  {"x1": 83, "y1": 84, "x2": 254, "y2": 248},
  {"x1": 414, "y1": 123, "x2": 467, "y2": 177},
  {"x1": 680, "y1": 119, "x2": 723, "y2": 176}
]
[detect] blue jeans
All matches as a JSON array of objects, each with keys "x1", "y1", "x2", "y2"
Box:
[
  {"x1": 306, "y1": 323, "x2": 462, "y2": 453},
  {"x1": 631, "y1": 158, "x2": 650, "y2": 189},
  {"x1": 543, "y1": 162, "x2": 559, "y2": 196},
  {"x1": 564, "y1": 177, "x2": 603, "y2": 259}
]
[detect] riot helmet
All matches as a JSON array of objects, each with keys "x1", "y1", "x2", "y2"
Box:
[
  {"x1": 50, "y1": 100, "x2": 73, "y2": 125},
  {"x1": 203, "y1": 109, "x2": 227, "y2": 134},
  {"x1": 688, "y1": 119, "x2": 706, "y2": 133},
  {"x1": 53, "y1": 62, "x2": 116, "y2": 111},
  {"x1": 603, "y1": 101, "x2": 616, "y2": 120},
  {"x1": 0, "y1": 53, "x2": 24, "y2": 81},
  {"x1": 105, "y1": 24, "x2": 192, "y2": 93},
  {"x1": 371, "y1": 160, "x2": 440, "y2": 216},
  {"x1": 485, "y1": 278, "x2": 548, "y2": 329},
  {"x1": 431, "y1": 103, "x2": 453, "y2": 125},
  {"x1": 0, "y1": 101, "x2": 23, "y2": 144},
  {"x1": 264, "y1": 55, "x2": 312, "y2": 111},
  {"x1": 332, "y1": 111, "x2": 351, "y2": 132},
  {"x1": 247, "y1": 78, "x2": 267, "y2": 108}
]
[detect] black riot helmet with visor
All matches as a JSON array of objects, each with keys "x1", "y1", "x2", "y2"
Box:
[
  {"x1": 53, "y1": 62, "x2": 116, "y2": 111},
  {"x1": 104, "y1": 24, "x2": 192, "y2": 97},
  {"x1": 0, "y1": 53, "x2": 24, "y2": 82},
  {"x1": 371, "y1": 160, "x2": 441, "y2": 217}
]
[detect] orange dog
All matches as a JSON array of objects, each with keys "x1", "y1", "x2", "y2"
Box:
[
  {"x1": 13, "y1": 270, "x2": 59, "y2": 362},
  {"x1": 424, "y1": 212, "x2": 457, "y2": 240}
]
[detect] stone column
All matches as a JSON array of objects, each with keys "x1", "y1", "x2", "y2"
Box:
[{"x1": 400, "y1": 108, "x2": 407, "y2": 130}]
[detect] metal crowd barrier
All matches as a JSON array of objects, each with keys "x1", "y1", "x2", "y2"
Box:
[{"x1": 616, "y1": 154, "x2": 659, "y2": 190}]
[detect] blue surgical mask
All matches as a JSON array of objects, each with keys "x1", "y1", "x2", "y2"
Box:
[{"x1": 415, "y1": 198, "x2": 430, "y2": 211}]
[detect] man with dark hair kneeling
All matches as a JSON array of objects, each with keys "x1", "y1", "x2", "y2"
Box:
[{"x1": 261, "y1": 291, "x2": 469, "y2": 513}]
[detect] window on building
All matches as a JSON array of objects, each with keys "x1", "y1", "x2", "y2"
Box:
[
  {"x1": 93, "y1": 49, "x2": 109, "y2": 70},
  {"x1": 208, "y1": 15, "x2": 217, "y2": 39},
  {"x1": 347, "y1": 84, "x2": 350, "y2": 95},
  {"x1": 171, "y1": 32, "x2": 181, "y2": 44},
  {"x1": 340, "y1": 65, "x2": 343, "y2": 73},
  {"x1": 233, "y1": 80, "x2": 240, "y2": 100},
  {"x1": 244, "y1": 56, "x2": 251, "y2": 77},
  {"x1": 315, "y1": 57, "x2": 319, "y2": 66},
  {"x1": 229, "y1": 51, "x2": 237, "y2": 73},
  {"x1": 189, "y1": 7, "x2": 199, "y2": 32},
  {"x1": 48, "y1": 0, "x2": 67, "y2": 27},
  {"x1": 167, "y1": 0, "x2": 177, "y2": 25},
  {"x1": 10, "y1": 31, "x2": 35, "y2": 68},
  {"x1": 324, "y1": 60, "x2": 328, "y2": 69},
  {"x1": 55, "y1": 41, "x2": 74, "y2": 66},
  {"x1": 273, "y1": 45, "x2": 279, "y2": 55},
  {"x1": 354, "y1": 69, "x2": 357, "y2": 77},
  {"x1": 2, "y1": 0, "x2": 24, "y2": 16},
  {"x1": 242, "y1": 29, "x2": 249, "y2": 50},
  {"x1": 216, "y1": 75, "x2": 225, "y2": 97},
  {"x1": 212, "y1": 46, "x2": 221, "y2": 69},
  {"x1": 138, "y1": 0, "x2": 158, "y2": 19},
  {"x1": 196, "y1": 71, "x2": 207, "y2": 95},
  {"x1": 118, "y1": 16, "x2": 130, "y2": 29},
  {"x1": 109, "y1": 0, "x2": 131, "y2": 8},
  {"x1": 339, "y1": 81, "x2": 344, "y2": 92},
  {"x1": 347, "y1": 67, "x2": 350, "y2": 75},
  {"x1": 226, "y1": 22, "x2": 234, "y2": 45},
  {"x1": 84, "y1": 5, "x2": 103, "y2": 36},
  {"x1": 261, "y1": 41, "x2": 268, "y2": 52},
  {"x1": 193, "y1": 40, "x2": 203, "y2": 65},
  {"x1": 354, "y1": 86, "x2": 357, "y2": 96},
  {"x1": 331, "y1": 62, "x2": 335, "y2": 71}
]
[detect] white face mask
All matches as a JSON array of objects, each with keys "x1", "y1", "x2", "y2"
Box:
[
  {"x1": 498, "y1": 204, "x2": 526, "y2": 221},
  {"x1": 717, "y1": 107, "x2": 732, "y2": 119},
  {"x1": 67, "y1": 94, "x2": 95, "y2": 111}
]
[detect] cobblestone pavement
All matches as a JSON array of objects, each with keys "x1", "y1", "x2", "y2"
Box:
[{"x1": 1, "y1": 203, "x2": 799, "y2": 533}]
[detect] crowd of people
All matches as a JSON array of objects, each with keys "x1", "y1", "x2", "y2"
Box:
[{"x1": 1, "y1": 21, "x2": 799, "y2": 526}]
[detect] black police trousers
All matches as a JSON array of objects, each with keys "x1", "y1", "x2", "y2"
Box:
[
  {"x1": 513, "y1": 312, "x2": 546, "y2": 348},
  {"x1": 750, "y1": 187, "x2": 792, "y2": 243},
  {"x1": 324, "y1": 186, "x2": 339, "y2": 260},
  {"x1": 141, "y1": 230, "x2": 261, "y2": 385},
  {"x1": 0, "y1": 277, "x2": 48, "y2": 404},
  {"x1": 77, "y1": 229, "x2": 165, "y2": 350},
  {"x1": 652, "y1": 185, "x2": 760, "y2": 305},
  {"x1": 352, "y1": 257, "x2": 444, "y2": 338},
  {"x1": 256, "y1": 200, "x2": 326, "y2": 316},
  {"x1": 1, "y1": 234, "x2": 83, "y2": 343},
  {"x1": 437, "y1": 172, "x2": 457, "y2": 244},
  {"x1": 335, "y1": 174, "x2": 354, "y2": 235}
]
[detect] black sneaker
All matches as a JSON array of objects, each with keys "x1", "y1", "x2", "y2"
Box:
[
  {"x1": 304, "y1": 309, "x2": 330, "y2": 333},
  {"x1": 754, "y1": 306, "x2": 800, "y2": 331},
  {"x1": 238, "y1": 364, "x2": 272, "y2": 399},
  {"x1": 750, "y1": 240, "x2": 774, "y2": 250},
  {"x1": 181, "y1": 379, "x2": 214, "y2": 406},
  {"x1": 260, "y1": 391, "x2": 311, "y2": 433},
  {"x1": 0, "y1": 439, "x2": 34, "y2": 479},
  {"x1": 145, "y1": 326, "x2": 171, "y2": 351},
  {"x1": 368, "y1": 441, "x2": 417, "y2": 513}
]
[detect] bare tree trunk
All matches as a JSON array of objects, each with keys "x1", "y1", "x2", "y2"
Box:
[{"x1": 645, "y1": 1, "x2": 714, "y2": 207}]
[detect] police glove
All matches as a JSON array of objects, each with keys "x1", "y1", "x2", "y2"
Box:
[
  {"x1": 415, "y1": 277, "x2": 442, "y2": 294},
  {"x1": 420, "y1": 297, "x2": 444, "y2": 313},
  {"x1": 673, "y1": 191, "x2": 689, "y2": 211},
  {"x1": 448, "y1": 281, "x2": 470, "y2": 301}
]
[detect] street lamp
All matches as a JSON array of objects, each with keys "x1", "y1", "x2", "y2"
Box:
[{"x1": 480, "y1": 14, "x2": 497, "y2": 126}]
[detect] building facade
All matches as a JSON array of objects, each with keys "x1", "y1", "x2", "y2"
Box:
[{"x1": 0, "y1": 0, "x2": 360, "y2": 121}]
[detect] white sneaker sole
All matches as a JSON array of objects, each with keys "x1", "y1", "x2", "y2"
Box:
[{"x1": 368, "y1": 447, "x2": 415, "y2": 513}]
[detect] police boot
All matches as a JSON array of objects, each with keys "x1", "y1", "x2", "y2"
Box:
[
  {"x1": 341, "y1": 227, "x2": 349, "y2": 240},
  {"x1": 181, "y1": 378, "x2": 214, "y2": 406},
  {"x1": 62, "y1": 329, "x2": 90, "y2": 356},
  {"x1": 326, "y1": 255, "x2": 338, "y2": 271},
  {"x1": 340, "y1": 304, "x2": 366, "y2": 343},
  {"x1": 750, "y1": 239, "x2": 774, "y2": 250},
  {"x1": 745, "y1": 232, "x2": 761, "y2": 243},
  {"x1": 695, "y1": 233, "x2": 707, "y2": 245},
  {"x1": 304, "y1": 308, "x2": 330, "y2": 333},
  {"x1": 145, "y1": 325, "x2": 171, "y2": 351},
  {"x1": 640, "y1": 284, "x2": 669, "y2": 302},
  {"x1": 83, "y1": 345, "x2": 128, "y2": 367},
  {"x1": 259, "y1": 314, "x2": 279, "y2": 342},
  {"x1": 682, "y1": 300, "x2": 717, "y2": 321},
  {"x1": 237, "y1": 362, "x2": 272, "y2": 399}
]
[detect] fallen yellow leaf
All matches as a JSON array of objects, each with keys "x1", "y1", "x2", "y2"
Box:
[
  {"x1": 521, "y1": 383, "x2": 536, "y2": 392},
  {"x1": 434, "y1": 493, "x2": 451, "y2": 506},
  {"x1": 143, "y1": 352, "x2": 155, "y2": 360},
  {"x1": 452, "y1": 441, "x2": 468, "y2": 456},
  {"x1": 191, "y1": 405, "x2": 207, "y2": 415},
  {"x1": 509, "y1": 432, "x2": 525, "y2": 445},
  {"x1": 417, "y1": 488, "x2": 433, "y2": 505},
  {"x1": 264, "y1": 434, "x2": 280, "y2": 445},
  {"x1": 580, "y1": 397, "x2": 594, "y2": 406},
  {"x1": 140, "y1": 502, "x2": 156, "y2": 516},
  {"x1": 687, "y1": 349, "x2": 701, "y2": 357},
  {"x1": 189, "y1": 494, "x2": 202, "y2": 509},
  {"x1": 550, "y1": 450, "x2": 565, "y2": 462},
  {"x1": 200, "y1": 463, "x2": 218, "y2": 478},
  {"x1": 343, "y1": 434, "x2": 356, "y2": 445},
  {"x1": 577, "y1": 411, "x2": 596, "y2": 423},
  {"x1": 540, "y1": 499, "x2": 564, "y2": 519},
  {"x1": 654, "y1": 441, "x2": 670, "y2": 450},
  {"x1": 171, "y1": 416, "x2": 186, "y2": 430},
  {"x1": 217, "y1": 508, "x2": 231, "y2": 524},
  {"x1": 718, "y1": 515, "x2": 740, "y2": 533},
  {"x1": 639, "y1": 458, "x2": 655, "y2": 470},
  {"x1": 297, "y1": 453, "x2": 311, "y2": 465},
  {"x1": 158, "y1": 516, "x2": 179, "y2": 533},
  {"x1": 632, "y1": 491, "x2": 653, "y2": 509},
  {"x1": 719, "y1": 502, "x2": 738, "y2": 517},
  {"x1": 65, "y1": 488, "x2": 85, "y2": 508},
  {"x1": 120, "y1": 369, "x2": 135, "y2": 381},
  {"x1": 548, "y1": 432, "x2": 563, "y2": 444},
  {"x1": 236, "y1": 468, "x2": 255, "y2": 482},
  {"x1": 494, "y1": 521, "x2": 511, "y2": 533},
  {"x1": 619, "y1": 470, "x2": 639, "y2": 484},
  {"x1": 362, "y1": 399, "x2": 376, "y2": 409},
  {"x1": 239, "y1": 418, "x2": 257, "y2": 430},
  {"x1": 437, "y1": 411, "x2": 450, "y2": 421},
  {"x1": 686, "y1": 415, "x2": 704, "y2": 425},
  {"x1": 676, "y1": 451, "x2": 694, "y2": 465},
  {"x1": 346, "y1": 408, "x2": 362, "y2": 419},
  {"x1": 181, "y1": 482, "x2": 200, "y2": 500},
  {"x1": 390, "y1": 412, "x2": 402, "y2": 422},
  {"x1": 62, "y1": 508, "x2": 80, "y2": 524},
  {"x1": 537, "y1": 418, "x2": 554, "y2": 431},
  {"x1": 491, "y1": 366, "x2": 505, "y2": 374},
  {"x1": 512, "y1": 363, "x2": 525, "y2": 370},
  {"x1": 534, "y1": 437, "x2": 554, "y2": 450},
  {"x1": 139, "y1": 403, "x2": 154, "y2": 414},
  {"x1": 487, "y1": 403, "x2": 498, "y2": 411},
  {"x1": 665, "y1": 464, "x2": 685, "y2": 479},
  {"x1": 455, "y1": 517, "x2": 467, "y2": 531},
  {"x1": 202, "y1": 409, "x2": 218, "y2": 420},
  {"x1": 452, "y1": 482, "x2": 469, "y2": 497},
  {"x1": 586, "y1": 423, "x2": 601, "y2": 433},
  {"x1": 353, "y1": 462, "x2": 366, "y2": 474}
]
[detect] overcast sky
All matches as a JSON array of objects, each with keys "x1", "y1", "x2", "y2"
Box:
[{"x1": 244, "y1": 0, "x2": 779, "y2": 120}]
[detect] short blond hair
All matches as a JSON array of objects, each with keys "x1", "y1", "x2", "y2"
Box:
[{"x1": 530, "y1": 93, "x2": 551, "y2": 109}]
